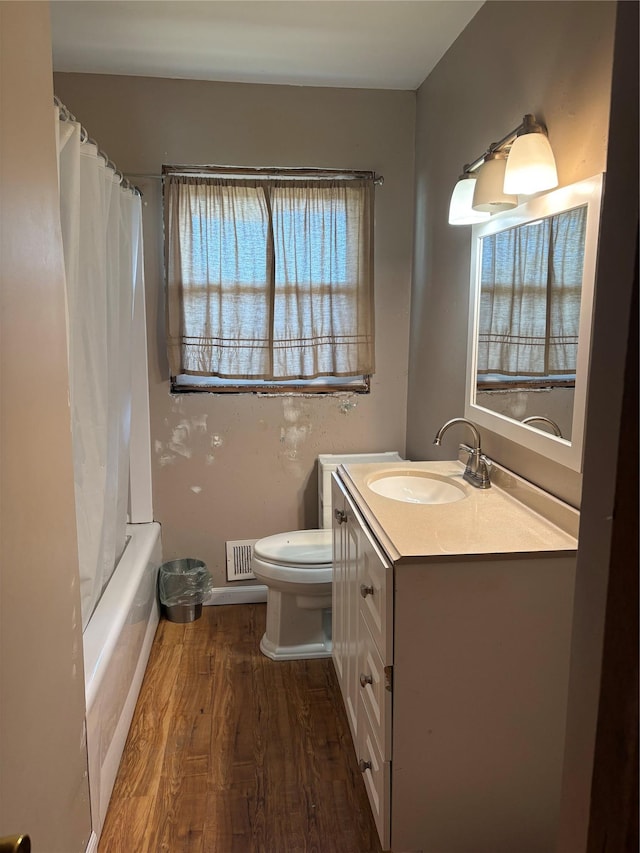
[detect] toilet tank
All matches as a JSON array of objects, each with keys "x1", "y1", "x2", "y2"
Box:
[{"x1": 317, "y1": 452, "x2": 403, "y2": 529}]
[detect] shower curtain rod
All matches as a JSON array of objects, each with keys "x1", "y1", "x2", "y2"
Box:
[
  {"x1": 126, "y1": 167, "x2": 385, "y2": 186},
  {"x1": 53, "y1": 96, "x2": 142, "y2": 196}
]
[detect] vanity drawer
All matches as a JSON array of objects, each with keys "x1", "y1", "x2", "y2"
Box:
[
  {"x1": 358, "y1": 613, "x2": 392, "y2": 760},
  {"x1": 357, "y1": 522, "x2": 392, "y2": 661},
  {"x1": 357, "y1": 692, "x2": 391, "y2": 850}
]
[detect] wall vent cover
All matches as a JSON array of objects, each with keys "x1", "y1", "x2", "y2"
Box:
[{"x1": 226, "y1": 539, "x2": 258, "y2": 582}]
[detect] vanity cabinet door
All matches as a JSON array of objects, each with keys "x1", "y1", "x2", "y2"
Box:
[
  {"x1": 357, "y1": 612, "x2": 392, "y2": 759},
  {"x1": 331, "y1": 478, "x2": 348, "y2": 691},
  {"x1": 356, "y1": 516, "x2": 392, "y2": 663},
  {"x1": 333, "y1": 473, "x2": 393, "y2": 850},
  {"x1": 331, "y1": 476, "x2": 360, "y2": 741},
  {"x1": 357, "y1": 692, "x2": 391, "y2": 850},
  {"x1": 332, "y1": 475, "x2": 392, "y2": 752}
]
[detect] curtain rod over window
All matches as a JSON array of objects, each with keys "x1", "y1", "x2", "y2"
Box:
[
  {"x1": 128, "y1": 165, "x2": 384, "y2": 186},
  {"x1": 53, "y1": 96, "x2": 142, "y2": 196}
]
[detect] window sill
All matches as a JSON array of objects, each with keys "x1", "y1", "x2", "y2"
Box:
[{"x1": 170, "y1": 375, "x2": 370, "y2": 395}]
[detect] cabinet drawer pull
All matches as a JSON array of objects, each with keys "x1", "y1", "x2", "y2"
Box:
[
  {"x1": 359, "y1": 672, "x2": 373, "y2": 688},
  {"x1": 358, "y1": 759, "x2": 372, "y2": 773},
  {"x1": 334, "y1": 508, "x2": 347, "y2": 524},
  {"x1": 360, "y1": 583, "x2": 374, "y2": 598}
]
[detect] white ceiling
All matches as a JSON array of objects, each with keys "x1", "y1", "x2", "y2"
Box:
[{"x1": 50, "y1": 1, "x2": 483, "y2": 91}]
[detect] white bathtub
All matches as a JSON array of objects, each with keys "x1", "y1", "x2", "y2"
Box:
[{"x1": 83, "y1": 521, "x2": 162, "y2": 844}]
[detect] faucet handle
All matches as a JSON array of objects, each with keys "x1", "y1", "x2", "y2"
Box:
[
  {"x1": 461, "y1": 445, "x2": 492, "y2": 489},
  {"x1": 476, "y1": 454, "x2": 493, "y2": 488},
  {"x1": 479, "y1": 454, "x2": 493, "y2": 475}
]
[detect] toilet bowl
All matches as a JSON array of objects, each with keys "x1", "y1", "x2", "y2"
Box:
[
  {"x1": 252, "y1": 452, "x2": 402, "y2": 661},
  {"x1": 252, "y1": 529, "x2": 333, "y2": 661}
]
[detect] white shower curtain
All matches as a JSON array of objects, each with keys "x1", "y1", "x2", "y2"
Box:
[{"x1": 56, "y1": 107, "x2": 143, "y2": 629}]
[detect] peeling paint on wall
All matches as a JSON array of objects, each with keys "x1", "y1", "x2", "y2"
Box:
[
  {"x1": 158, "y1": 454, "x2": 177, "y2": 467},
  {"x1": 279, "y1": 398, "x2": 312, "y2": 474},
  {"x1": 190, "y1": 485, "x2": 203, "y2": 494},
  {"x1": 338, "y1": 395, "x2": 358, "y2": 415},
  {"x1": 191, "y1": 414, "x2": 208, "y2": 433},
  {"x1": 169, "y1": 423, "x2": 193, "y2": 458},
  {"x1": 206, "y1": 433, "x2": 223, "y2": 465},
  {"x1": 154, "y1": 414, "x2": 217, "y2": 466}
]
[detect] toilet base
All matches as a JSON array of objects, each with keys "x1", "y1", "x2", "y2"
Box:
[
  {"x1": 259, "y1": 586, "x2": 332, "y2": 661},
  {"x1": 259, "y1": 632, "x2": 332, "y2": 661}
]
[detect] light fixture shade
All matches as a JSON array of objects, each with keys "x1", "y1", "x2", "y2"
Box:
[
  {"x1": 503, "y1": 132, "x2": 558, "y2": 195},
  {"x1": 448, "y1": 176, "x2": 491, "y2": 225},
  {"x1": 472, "y1": 154, "x2": 518, "y2": 213}
]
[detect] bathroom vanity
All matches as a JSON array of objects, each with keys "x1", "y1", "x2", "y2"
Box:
[{"x1": 331, "y1": 459, "x2": 579, "y2": 853}]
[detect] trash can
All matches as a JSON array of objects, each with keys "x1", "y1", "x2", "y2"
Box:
[{"x1": 158, "y1": 558, "x2": 213, "y2": 623}]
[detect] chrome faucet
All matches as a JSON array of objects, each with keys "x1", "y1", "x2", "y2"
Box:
[
  {"x1": 522, "y1": 415, "x2": 563, "y2": 438},
  {"x1": 433, "y1": 417, "x2": 492, "y2": 489}
]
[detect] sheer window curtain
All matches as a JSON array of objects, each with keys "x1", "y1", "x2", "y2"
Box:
[
  {"x1": 477, "y1": 205, "x2": 587, "y2": 376},
  {"x1": 56, "y1": 107, "x2": 140, "y2": 629},
  {"x1": 165, "y1": 175, "x2": 374, "y2": 380}
]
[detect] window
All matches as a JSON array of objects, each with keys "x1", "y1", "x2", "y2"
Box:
[{"x1": 164, "y1": 168, "x2": 375, "y2": 393}]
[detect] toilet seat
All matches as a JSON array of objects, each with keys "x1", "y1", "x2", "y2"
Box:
[{"x1": 253, "y1": 529, "x2": 332, "y2": 569}]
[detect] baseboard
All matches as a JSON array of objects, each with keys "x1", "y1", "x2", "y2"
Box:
[
  {"x1": 204, "y1": 584, "x2": 267, "y2": 606},
  {"x1": 85, "y1": 831, "x2": 99, "y2": 853}
]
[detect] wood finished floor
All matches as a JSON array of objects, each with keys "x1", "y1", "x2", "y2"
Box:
[{"x1": 98, "y1": 604, "x2": 383, "y2": 853}]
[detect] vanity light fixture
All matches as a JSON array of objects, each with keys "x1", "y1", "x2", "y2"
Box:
[
  {"x1": 472, "y1": 151, "x2": 518, "y2": 213},
  {"x1": 503, "y1": 114, "x2": 558, "y2": 195},
  {"x1": 448, "y1": 173, "x2": 491, "y2": 225},
  {"x1": 448, "y1": 113, "x2": 558, "y2": 225}
]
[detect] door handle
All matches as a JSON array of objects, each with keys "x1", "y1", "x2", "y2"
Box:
[{"x1": 0, "y1": 836, "x2": 31, "y2": 853}]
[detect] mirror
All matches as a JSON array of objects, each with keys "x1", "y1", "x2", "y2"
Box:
[{"x1": 465, "y1": 174, "x2": 604, "y2": 471}]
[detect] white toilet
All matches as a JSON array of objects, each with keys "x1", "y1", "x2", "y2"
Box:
[{"x1": 252, "y1": 452, "x2": 402, "y2": 661}]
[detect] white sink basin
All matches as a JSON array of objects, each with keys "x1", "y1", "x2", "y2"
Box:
[{"x1": 367, "y1": 472, "x2": 466, "y2": 505}]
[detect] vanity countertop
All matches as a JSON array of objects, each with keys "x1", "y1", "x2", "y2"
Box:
[{"x1": 338, "y1": 459, "x2": 579, "y2": 564}]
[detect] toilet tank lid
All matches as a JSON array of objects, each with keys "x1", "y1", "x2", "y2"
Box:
[
  {"x1": 318, "y1": 451, "x2": 403, "y2": 471},
  {"x1": 317, "y1": 451, "x2": 404, "y2": 529},
  {"x1": 254, "y1": 529, "x2": 333, "y2": 566}
]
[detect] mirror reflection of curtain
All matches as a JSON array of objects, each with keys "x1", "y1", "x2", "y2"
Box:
[{"x1": 477, "y1": 205, "x2": 587, "y2": 376}]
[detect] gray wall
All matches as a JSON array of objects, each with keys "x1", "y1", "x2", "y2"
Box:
[
  {"x1": 407, "y1": 0, "x2": 616, "y2": 506},
  {"x1": 54, "y1": 73, "x2": 415, "y2": 585},
  {"x1": 557, "y1": 2, "x2": 638, "y2": 846},
  {"x1": 0, "y1": 4, "x2": 91, "y2": 850}
]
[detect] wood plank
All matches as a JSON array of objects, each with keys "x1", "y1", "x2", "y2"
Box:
[
  {"x1": 108, "y1": 641, "x2": 183, "y2": 799},
  {"x1": 99, "y1": 604, "x2": 382, "y2": 853},
  {"x1": 94, "y1": 796, "x2": 154, "y2": 853}
]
